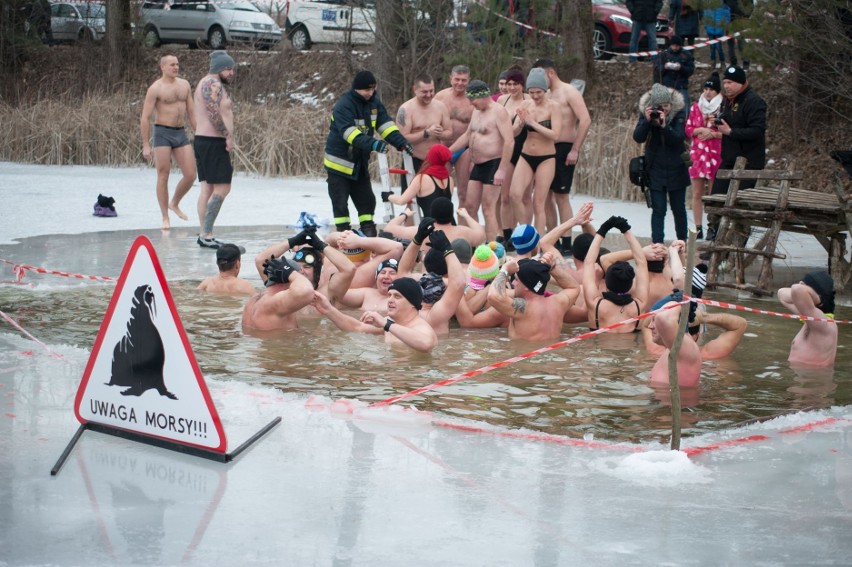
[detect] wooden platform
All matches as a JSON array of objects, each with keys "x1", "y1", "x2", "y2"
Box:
[{"x1": 701, "y1": 158, "x2": 850, "y2": 295}]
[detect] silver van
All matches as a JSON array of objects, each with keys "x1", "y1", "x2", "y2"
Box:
[{"x1": 141, "y1": 0, "x2": 282, "y2": 50}]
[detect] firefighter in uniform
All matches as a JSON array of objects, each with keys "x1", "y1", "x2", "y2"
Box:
[{"x1": 324, "y1": 70, "x2": 414, "y2": 236}]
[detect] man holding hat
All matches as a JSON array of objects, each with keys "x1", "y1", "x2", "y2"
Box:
[
  {"x1": 707, "y1": 64, "x2": 767, "y2": 240},
  {"x1": 241, "y1": 255, "x2": 314, "y2": 332},
  {"x1": 778, "y1": 271, "x2": 838, "y2": 367},
  {"x1": 324, "y1": 70, "x2": 414, "y2": 238},
  {"x1": 447, "y1": 79, "x2": 514, "y2": 243},
  {"x1": 198, "y1": 243, "x2": 255, "y2": 295},
  {"x1": 313, "y1": 276, "x2": 438, "y2": 352},
  {"x1": 488, "y1": 253, "x2": 581, "y2": 340},
  {"x1": 193, "y1": 50, "x2": 237, "y2": 249}
]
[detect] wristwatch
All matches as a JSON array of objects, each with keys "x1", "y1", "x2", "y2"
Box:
[{"x1": 384, "y1": 318, "x2": 395, "y2": 332}]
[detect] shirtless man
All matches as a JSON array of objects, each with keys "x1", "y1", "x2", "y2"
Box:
[
  {"x1": 533, "y1": 59, "x2": 592, "y2": 255},
  {"x1": 488, "y1": 253, "x2": 581, "y2": 341},
  {"x1": 339, "y1": 258, "x2": 400, "y2": 312},
  {"x1": 778, "y1": 271, "x2": 838, "y2": 367},
  {"x1": 313, "y1": 277, "x2": 438, "y2": 352},
  {"x1": 447, "y1": 80, "x2": 513, "y2": 242},
  {"x1": 395, "y1": 74, "x2": 452, "y2": 178},
  {"x1": 193, "y1": 50, "x2": 236, "y2": 249},
  {"x1": 140, "y1": 54, "x2": 196, "y2": 230},
  {"x1": 434, "y1": 65, "x2": 474, "y2": 209},
  {"x1": 253, "y1": 227, "x2": 356, "y2": 307},
  {"x1": 197, "y1": 243, "x2": 254, "y2": 295},
  {"x1": 241, "y1": 256, "x2": 314, "y2": 332}
]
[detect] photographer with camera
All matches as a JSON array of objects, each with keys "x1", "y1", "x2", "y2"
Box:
[
  {"x1": 633, "y1": 83, "x2": 690, "y2": 244},
  {"x1": 706, "y1": 65, "x2": 767, "y2": 241}
]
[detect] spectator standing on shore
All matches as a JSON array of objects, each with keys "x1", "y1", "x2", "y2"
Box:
[
  {"x1": 704, "y1": 1, "x2": 731, "y2": 69},
  {"x1": 668, "y1": 0, "x2": 702, "y2": 47},
  {"x1": 633, "y1": 83, "x2": 690, "y2": 243},
  {"x1": 324, "y1": 70, "x2": 413, "y2": 237},
  {"x1": 653, "y1": 35, "x2": 695, "y2": 107},
  {"x1": 684, "y1": 72, "x2": 723, "y2": 238},
  {"x1": 626, "y1": 0, "x2": 663, "y2": 62},
  {"x1": 706, "y1": 65, "x2": 766, "y2": 240}
]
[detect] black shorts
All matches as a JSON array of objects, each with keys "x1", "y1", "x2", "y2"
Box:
[
  {"x1": 153, "y1": 124, "x2": 191, "y2": 148},
  {"x1": 469, "y1": 158, "x2": 501, "y2": 185},
  {"x1": 194, "y1": 135, "x2": 233, "y2": 184},
  {"x1": 550, "y1": 142, "x2": 576, "y2": 194}
]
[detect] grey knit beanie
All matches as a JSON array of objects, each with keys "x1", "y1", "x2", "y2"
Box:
[
  {"x1": 209, "y1": 50, "x2": 235, "y2": 74},
  {"x1": 648, "y1": 83, "x2": 672, "y2": 106},
  {"x1": 526, "y1": 67, "x2": 548, "y2": 91}
]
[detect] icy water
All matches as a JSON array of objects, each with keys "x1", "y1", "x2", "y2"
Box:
[{"x1": 1, "y1": 227, "x2": 849, "y2": 443}]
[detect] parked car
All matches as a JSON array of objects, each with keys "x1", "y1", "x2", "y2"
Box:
[
  {"x1": 49, "y1": 1, "x2": 106, "y2": 42},
  {"x1": 593, "y1": 0, "x2": 672, "y2": 60},
  {"x1": 284, "y1": 0, "x2": 375, "y2": 50},
  {"x1": 140, "y1": 0, "x2": 282, "y2": 50}
]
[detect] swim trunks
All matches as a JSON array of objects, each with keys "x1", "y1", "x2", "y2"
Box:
[
  {"x1": 469, "y1": 158, "x2": 501, "y2": 185},
  {"x1": 551, "y1": 142, "x2": 576, "y2": 194},
  {"x1": 152, "y1": 124, "x2": 191, "y2": 148},
  {"x1": 194, "y1": 135, "x2": 233, "y2": 184}
]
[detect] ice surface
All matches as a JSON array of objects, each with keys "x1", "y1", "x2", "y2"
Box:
[{"x1": 1, "y1": 162, "x2": 851, "y2": 565}]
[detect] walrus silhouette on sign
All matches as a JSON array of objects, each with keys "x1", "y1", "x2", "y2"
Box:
[{"x1": 107, "y1": 284, "x2": 177, "y2": 399}]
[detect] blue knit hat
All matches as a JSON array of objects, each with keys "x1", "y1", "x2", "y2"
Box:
[{"x1": 511, "y1": 224, "x2": 540, "y2": 255}]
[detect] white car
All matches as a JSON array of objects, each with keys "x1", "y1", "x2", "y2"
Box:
[
  {"x1": 140, "y1": 0, "x2": 282, "y2": 50},
  {"x1": 284, "y1": 0, "x2": 375, "y2": 50},
  {"x1": 50, "y1": 1, "x2": 106, "y2": 42}
]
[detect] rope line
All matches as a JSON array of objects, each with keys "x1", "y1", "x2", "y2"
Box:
[{"x1": 0, "y1": 259, "x2": 115, "y2": 283}]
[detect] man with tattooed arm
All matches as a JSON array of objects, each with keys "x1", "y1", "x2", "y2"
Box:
[{"x1": 193, "y1": 50, "x2": 236, "y2": 249}]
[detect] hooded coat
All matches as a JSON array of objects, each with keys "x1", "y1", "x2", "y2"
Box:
[{"x1": 633, "y1": 87, "x2": 691, "y2": 192}]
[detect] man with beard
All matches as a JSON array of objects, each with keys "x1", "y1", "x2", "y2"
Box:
[{"x1": 193, "y1": 50, "x2": 237, "y2": 249}]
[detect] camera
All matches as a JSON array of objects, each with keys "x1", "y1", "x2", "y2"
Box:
[
  {"x1": 649, "y1": 104, "x2": 664, "y2": 121},
  {"x1": 714, "y1": 112, "x2": 727, "y2": 126}
]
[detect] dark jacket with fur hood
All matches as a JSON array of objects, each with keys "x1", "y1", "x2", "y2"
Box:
[{"x1": 633, "y1": 87, "x2": 690, "y2": 192}]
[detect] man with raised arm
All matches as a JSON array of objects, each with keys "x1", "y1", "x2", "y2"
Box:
[
  {"x1": 487, "y1": 253, "x2": 580, "y2": 341},
  {"x1": 193, "y1": 50, "x2": 236, "y2": 249},
  {"x1": 140, "y1": 54, "x2": 196, "y2": 230},
  {"x1": 778, "y1": 271, "x2": 838, "y2": 367},
  {"x1": 313, "y1": 277, "x2": 438, "y2": 353},
  {"x1": 241, "y1": 256, "x2": 314, "y2": 332}
]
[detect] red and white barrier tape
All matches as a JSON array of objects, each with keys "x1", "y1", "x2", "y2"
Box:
[
  {"x1": 688, "y1": 295, "x2": 849, "y2": 324},
  {"x1": 370, "y1": 300, "x2": 689, "y2": 408},
  {"x1": 0, "y1": 259, "x2": 115, "y2": 284},
  {"x1": 0, "y1": 310, "x2": 65, "y2": 360}
]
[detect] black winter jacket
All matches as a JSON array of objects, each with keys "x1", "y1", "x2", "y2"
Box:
[
  {"x1": 718, "y1": 85, "x2": 767, "y2": 169},
  {"x1": 626, "y1": 0, "x2": 664, "y2": 23},
  {"x1": 653, "y1": 47, "x2": 695, "y2": 91},
  {"x1": 323, "y1": 89, "x2": 408, "y2": 180},
  {"x1": 633, "y1": 87, "x2": 691, "y2": 192}
]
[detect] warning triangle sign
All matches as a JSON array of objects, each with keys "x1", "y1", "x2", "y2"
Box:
[{"x1": 74, "y1": 235, "x2": 227, "y2": 453}]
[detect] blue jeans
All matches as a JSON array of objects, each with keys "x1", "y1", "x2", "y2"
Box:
[
  {"x1": 649, "y1": 187, "x2": 687, "y2": 243},
  {"x1": 708, "y1": 33, "x2": 725, "y2": 63},
  {"x1": 629, "y1": 21, "x2": 658, "y2": 61}
]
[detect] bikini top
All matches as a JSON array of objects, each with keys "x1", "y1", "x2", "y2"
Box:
[
  {"x1": 593, "y1": 297, "x2": 641, "y2": 332},
  {"x1": 526, "y1": 119, "x2": 552, "y2": 132}
]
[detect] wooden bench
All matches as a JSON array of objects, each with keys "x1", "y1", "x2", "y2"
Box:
[{"x1": 701, "y1": 157, "x2": 850, "y2": 295}]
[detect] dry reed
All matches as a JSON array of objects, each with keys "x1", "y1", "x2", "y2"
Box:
[{"x1": 0, "y1": 94, "x2": 643, "y2": 201}]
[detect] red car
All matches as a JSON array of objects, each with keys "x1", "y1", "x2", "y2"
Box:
[{"x1": 593, "y1": 0, "x2": 673, "y2": 60}]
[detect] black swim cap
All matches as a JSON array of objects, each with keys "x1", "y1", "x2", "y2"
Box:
[
  {"x1": 389, "y1": 277, "x2": 423, "y2": 310},
  {"x1": 802, "y1": 271, "x2": 835, "y2": 314}
]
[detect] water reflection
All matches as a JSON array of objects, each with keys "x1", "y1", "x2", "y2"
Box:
[{"x1": 1, "y1": 262, "x2": 850, "y2": 443}]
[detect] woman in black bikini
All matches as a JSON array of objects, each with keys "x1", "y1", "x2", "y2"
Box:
[
  {"x1": 582, "y1": 215, "x2": 650, "y2": 334},
  {"x1": 495, "y1": 68, "x2": 530, "y2": 248},
  {"x1": 509, "y1": 67, "x2": 562, "y2": 237},
  {"x1": 390, "y1": 143, "x2": 454, "y2": 218}
]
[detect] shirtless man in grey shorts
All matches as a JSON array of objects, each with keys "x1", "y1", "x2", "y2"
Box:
[{"x1": 140, "y1": 54, "x2": 197, "y2": 230}]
